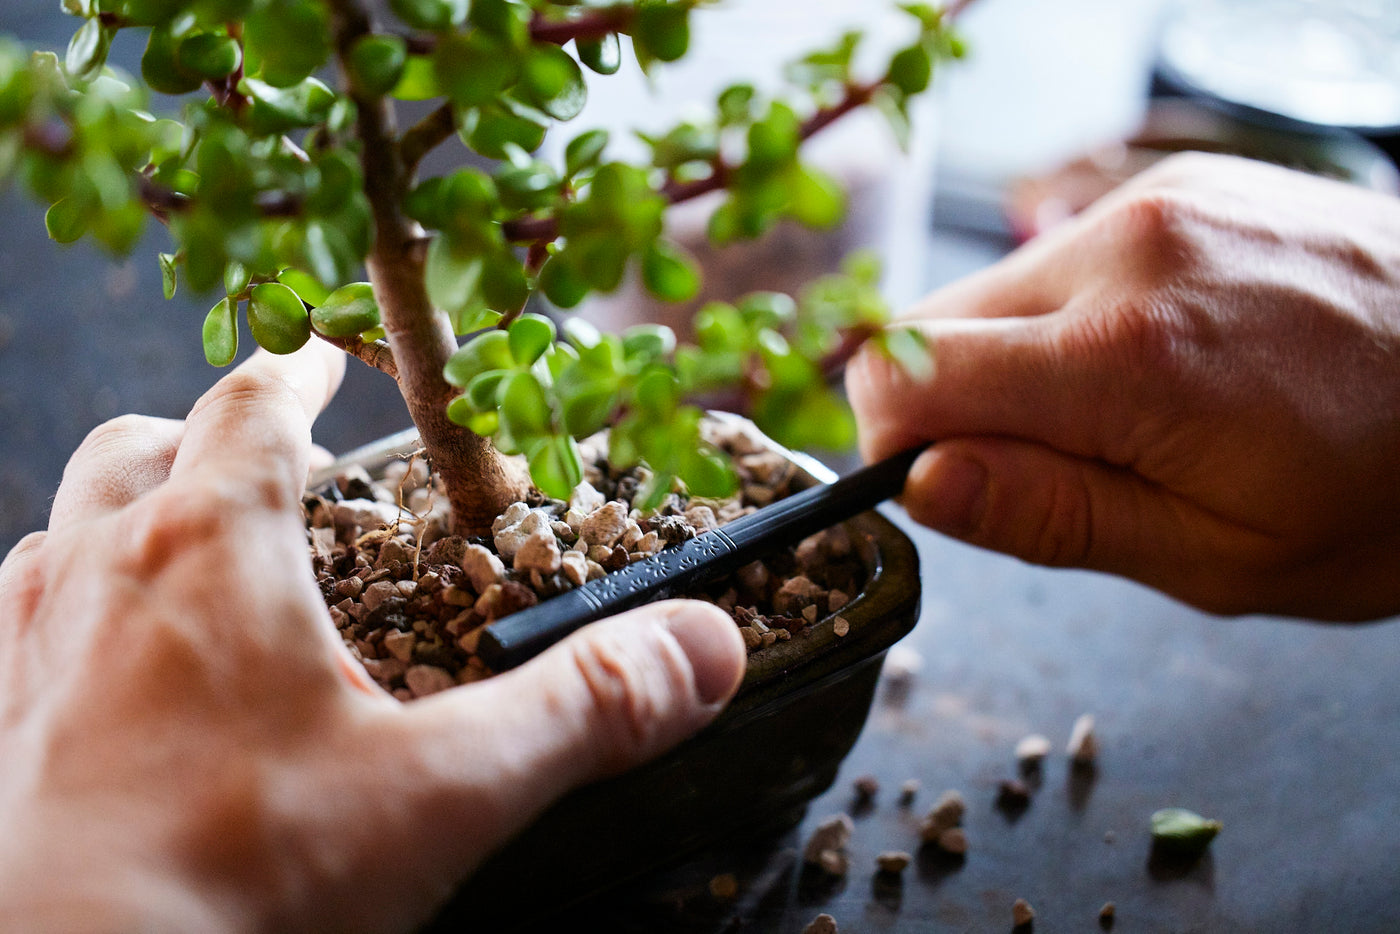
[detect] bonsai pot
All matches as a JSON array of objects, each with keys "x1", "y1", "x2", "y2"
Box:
[{"x1": 314, "y1": 421, "x2": 921, "y2": 931}]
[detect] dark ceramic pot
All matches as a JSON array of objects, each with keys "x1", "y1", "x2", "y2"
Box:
[{"x1": 321, "y1": 425, "x2": 921, "y2": 932}]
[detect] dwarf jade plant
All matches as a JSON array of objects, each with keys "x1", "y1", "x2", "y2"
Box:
[{"x1": 0, "y1": 0, "x2": 963, "y2": 535}]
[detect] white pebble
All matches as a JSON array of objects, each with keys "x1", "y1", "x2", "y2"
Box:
[
  {"x1": 580, "y1": 501, "x2": 629, "y2": 548},
  {"x1": 1067, "y1": 713, "x2": 1099, "y2": 764},
  {"x1": 1015, "y1": 733, "x2": 1053, "y2": 766},
  {"x1": 513, "y1": 527, "x2": 562, "y2": 574},
  {"x1": 459, "y1": 544, "x2": 505, "y2": 594}
]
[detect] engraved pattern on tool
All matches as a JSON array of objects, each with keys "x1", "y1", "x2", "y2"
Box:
[{"x1": 589, "y1": 529, "x2": 740, "y2": 605}]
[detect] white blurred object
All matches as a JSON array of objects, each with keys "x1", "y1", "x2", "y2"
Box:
[{"x1": 1157, "y1": 0, "x2": 1400, "y2": 131}]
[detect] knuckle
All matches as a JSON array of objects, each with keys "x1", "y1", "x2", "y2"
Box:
[
  {"x1": 73, "y1": 414, "x2": 164, "y2": 462},
  {"x1": 1100, "y1": 188, "x2": 1203, "y2": 264},
  {"x1": 1022, "y1": 470, "x2": 1095, "y2": 568},
  {"x1": 122, "y1": 488, "x2": 230, "y2": 578},
  {"x1": 188, "y1": 369, "x2": 297, "y2": 426},
  {"x1": 568, "y1": 627, "x2": 687, "y2": 763}
]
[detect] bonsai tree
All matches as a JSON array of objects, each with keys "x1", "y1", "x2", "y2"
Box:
[{"x1": 0, "y1": 0, "x2": 965, "y2": 537}]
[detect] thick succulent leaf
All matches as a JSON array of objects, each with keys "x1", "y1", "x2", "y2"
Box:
[
  {"x1": 247, "y1": 282, "x2": 311, "y2": 354},
  {"x1": 202, "y1": 296, "x2": 239, "y2": 366}
]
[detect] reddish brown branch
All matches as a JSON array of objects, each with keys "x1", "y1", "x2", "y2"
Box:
[
  {"x1": 400, "y1": 103, "x2": 458, "y2": 176},
  {"x1": 528, "y1": 6, "x2": 634, "y2": 46},
  {"x1": 316, "y1": 332, "x2": 400, "y2": 380},
  {"x1": 501, "y1": 79, "x2": 881, "y2": 246}
]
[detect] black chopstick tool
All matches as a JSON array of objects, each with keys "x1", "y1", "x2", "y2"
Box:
[{"x1": 477, "y1": 445, "x2": 925, "y2": 671}]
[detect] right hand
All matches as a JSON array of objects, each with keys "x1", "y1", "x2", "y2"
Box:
[{"x1": 847, "y1": 152, "x2": 1400, "y2": 621}]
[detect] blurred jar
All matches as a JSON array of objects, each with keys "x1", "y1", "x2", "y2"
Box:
[{"x1": 1155, "y1": 0, "x2": 1400, "y2": 133}]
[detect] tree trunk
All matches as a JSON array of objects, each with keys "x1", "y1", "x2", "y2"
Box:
[
  {"x1": 367, "y1": 243, "x2": 529, "y2": 538},
  {"x1": 332, "y1": 0, "x2": 529, "y2": 538}
]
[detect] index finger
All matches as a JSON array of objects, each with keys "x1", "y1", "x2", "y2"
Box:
[{"x1": 169, "y1": 342, "x2": 346, "y2": 504}]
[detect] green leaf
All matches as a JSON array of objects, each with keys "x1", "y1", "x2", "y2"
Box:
[
  {"x1": 142, "y1": 26, "x2": 202, "y2": 95},
  {"x1": 243, "y1": 0, "x2": 330, "y2": 87},
  {"x1": 158, "y1": 252, "x2": 178, "y2": 299},
  {"x1": 495, "y1": 159, "x2": 560, "y2": 212},
  {"x1": 520, "y1": 44, "x2": 586, "y2": 121},
  {"x1": 536, "y1": 256, "x2": 587, "y2": 309},
  {"x1": 347, "y1": 35, "x2": 407, "y2": 96},
  {"x1": 632, "y1": 366, "x2": 679, "y2": 416},
  {"x1": 786, "y1": 30, "x2": 862, "y2": 88},
  {"x1": 641, "y1": 238, "x2": 701, "y2": 302},
  {"x1": 481, "y1": 251, "x2": 530, "y2": 315},
  {"x1": 462, "y1": 99, "x2": 549, "y2": 159},
  {"x1": 508, "y1": 312, "x2": 556, "y2": 366},
  {"x1": 499, "y1": 370, "x2": 553, "y2": 439},
  {"x1": 564, "y1": 128, "x2": 608, "y2": 178},
  {"x1": 717, "y1": 83, "x2": 755, "y2": 125},
  {"x1": 871, "y1": 86, "x2": 911, "y2": 150},
  {"x1": 45, "y1": 197, "x2": 88, "y2": 243},
  {"x1": 677, "y1": 446, "x2": 736, "y2": 498},
  {"x1": 305, "y1": 150, "x2": 361, "y2": 217},
  {"x1": 302, "y1": 219, "x2": 358, "y2": 289},
  {"x1": 435, "y1": 31, "x2": 515, "y2": 108},
  {"x1": 444, "y1": 329, "x2": 513, "y2": 387},
  {"x1": 528, "y1": 435, "x2": 584, "y2": 500},
  {"x1": 247, "y1": 282, "x2": 310, "y2": 354},
  {"x1": 786, "y1": 163, "x2": 845, "y2": 229},
  {"x1": 425, "y1": 236, "x2": 485, "y2": 320},
  {"x1": 177, "y1": 33, "x2": 242, "y2": 80},
  {"x1": 202, "y1": 296, "x2": 239, "y2": 366},
  {"x1": 243, "y1": 76, "x2": 336, "y2": 135},
  {"x1": 446, "y1": 393, "x2": 476, "y2": 426},
  {"x1": 278, "y1": 267, "x2": 332, "y2": 306},
  {"x1": 576, "y1": 34, "x2": 621, "y2": 75},
  {"x1": 878, "y1": 326, "x2": 933, "y2": 382},
  {"x1": 757, "y1": 386, "x2": 855, "y2": 451},
  {"x1": 389, "y1": 0, "x2": 468, "y2": 31},
  {"x1": 621, "y1": 323, "x2": 676, "y2": 362},
  {"x1": 465, "y1": 370, "x2": 508, "y2": 411},
  {"x1": 887, "y1": 43, "x2": 932, "y2": 95},
  {"x1": 747, "y1": 101, "x2": 800, "y2": 168},
  {"x1": 123, "y1": 0, "x2": 184, "y2": 25},
  {"x1": 1151, "y1": 809, "x2": 1222, "y2": 855},
  {"x1": 65, "y1": 18, "x2": 111, "y2": 80},
  {"x1": 224, "y1": 260, "x2": 251, "y2": 296},
  {"x1": 466, "y1": 409, "x2": 500, "y2": 438},
  {"x1": 559, "y1": 375, "x2": 619, "y2": 437},
  {"x1": 693, "y1": 302, "x2": 745, "y2": 352},
  {"x1": 634, "y1": 4, "x2": 690, "y2": 63},
  {"x1": 469, "y1": 0, "x2": 531, "y2": 44},
  {"x1": 311, "y1": 281, "x2": 380, "y2": 337},
  {"x1": 390, "y1": 54, "x2": 439, "y2": 100}
]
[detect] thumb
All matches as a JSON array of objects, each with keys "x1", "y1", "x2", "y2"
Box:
[
  {"x1": 906, "y1": 437, "x2": 1217, "y2": 596},
  {"x1": 403, "y1": 600, "x2": 745, "y2": 854}
]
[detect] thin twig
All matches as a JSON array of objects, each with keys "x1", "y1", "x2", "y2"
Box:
[
  {"x1": 400, "y1": 103, "x2": 458, "y2": 177},
  {"x1": 500, "y1": 79, "x2": 881, "y2": 246},
  {"x1": 315, "y1": 331, "x2": 400, "y2": 380}
]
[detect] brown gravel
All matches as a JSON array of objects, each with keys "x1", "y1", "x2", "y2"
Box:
[
  {"x1": 1012, "y1": 897, "x2": 1035, "y2": 927},
  {"x1": 304, "y1": 427, "x2": 870, "y2": 698}
]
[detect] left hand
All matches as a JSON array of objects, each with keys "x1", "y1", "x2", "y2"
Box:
[{"x1": 0, "y1": 344, "x2": 744, "y2": 932}]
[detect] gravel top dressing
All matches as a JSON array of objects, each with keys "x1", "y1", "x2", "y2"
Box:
[{"x1": 303, "y1": 425, "x2": 867, "y2": 699}]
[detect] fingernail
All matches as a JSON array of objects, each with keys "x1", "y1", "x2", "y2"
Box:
[
  {"x1": 933, "y1": 452, "x2": 988, "y2": 537},
  {"x1": 664, "y1": 605, "x2": 744, "y2": 706}
]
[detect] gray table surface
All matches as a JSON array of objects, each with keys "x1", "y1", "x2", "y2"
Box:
[{"x1": 3, "y1": 4, "x2": 1398, "y2": 933}]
